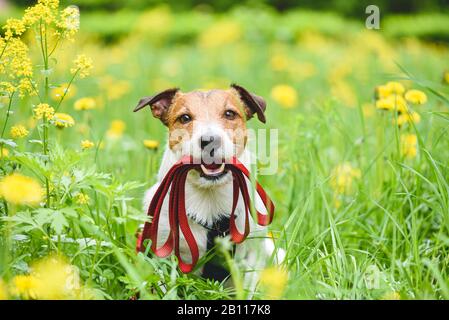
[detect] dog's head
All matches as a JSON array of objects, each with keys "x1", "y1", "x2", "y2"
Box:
[{"x1": 134, "y1": 84, "x2": 266, "y2": 187}]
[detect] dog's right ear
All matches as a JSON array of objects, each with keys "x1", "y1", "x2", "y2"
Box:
[{"x1": 133, "y1": 88, "x2": 179, "y2": 125}]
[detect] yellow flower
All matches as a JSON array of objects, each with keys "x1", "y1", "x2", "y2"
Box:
[
  {"x1": 400, "y1": 134, "x2": 418, "y2": 159},
  {"x1": 50, "y1": 83, "x2": 77, "y2": 101},
  {"x1": 271, "y1": 84, "x2": 298, "y2": 108},
  {"x1": 396, "y1": 111, "x2": 421, "y2": 126},
  {"x1": 53, "y1": 112, "x2": 75, "y2": 128},
  {"x1": 404, "y1": 89, "x2": 427, "y2": 105},
  {"x1": 57, "y1": 5, "x2": 80, "y2": 39},
  {"x1": 443, "y1": 71, "x2": 449, "y2": 85},
  {"x1": 381, "y1": 291, "x2": 401, "y2": 300},
  {"x1": 259, "y1": 267, "x2": 288, "y2": 299},
  {"x1": 75, "y1": 193, "x2": 90, "y2": 205},
  {"x1": 74, "y1": 97, "x2": 96, "y2": 111},
  {"x1": 1, "y1": 148, "x2": 9, "y2": 158},
  {"x1": 270, "y1": 54, "x2": 289, "y2": 71},
  {"x1": 0, "y1": 279, "x2": 8, "y2": 300},
  {"x1": 33, "y1": 103, "x2": 55, "y2": 120},
  {"x1": 81, "y1": 140, "x2": 94, "y2": 150},
  {"x1": 71, "y1": 54, "x2": 93, "y2": 78},
  {"x1": 11, "y1": 275, "x2": 39, "y2": 299},
  {"x1": 330, "y1": 163, "x2": 361, "y2": 195},
  {"x1": 3, "y1": 18, "x2": 26, "y2": 39},
  {"x1": 199, "y1": 20, "x2": 242, "y2": 48},
  {"x1": 143, "y1": 139, "x2": 159, "y2": 150},
  {"x1": 0, "y1": 173, "x2": 43, "y2": 206},
  {"x1": 385, "y1": 81, "x2": 405, "y2": 95},
  {"x1": 10, "y1": 125, "x2": 29, "y2": 139},
  {"x1": 375, "y1": 84, "x2": 392, "y2": 99},
  {"x1": 28, "y1": 255, "x2": 82, "y2": 300},
  {"x1": 106, "y1": 120, "x2": 126, "y2": 139},
  {"x1": 375, "y1": 95, "x2": 408, "y2": 112}
]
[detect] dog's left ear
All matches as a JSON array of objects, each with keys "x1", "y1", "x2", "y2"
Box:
[
  {"x1": 133, "y1": 88, "x2": 179, "y2": 124},
  {"x1": 231, "y1": 84, "x2": 266, "y2": 123}
]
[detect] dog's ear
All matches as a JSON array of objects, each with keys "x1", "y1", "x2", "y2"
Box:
[
  {"x1": 231, "y1": 84, "x2": 266, "y2": 123},
  {"x1": 133, "y1": 88, "x2": 179, "y2": 125}
]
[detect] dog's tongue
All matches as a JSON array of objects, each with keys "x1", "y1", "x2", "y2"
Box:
[{"x1": 200, "y1": 161, "x2": 225, "y2": 176}]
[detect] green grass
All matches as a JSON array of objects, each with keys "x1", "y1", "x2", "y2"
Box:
[{"x1": 1, "y1": 3, "x2": 449, "y2": 300}]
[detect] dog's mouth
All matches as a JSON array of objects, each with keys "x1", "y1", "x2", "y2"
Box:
[{"x1": 198, "y1": 161, "x2": 227, "y2": 180}]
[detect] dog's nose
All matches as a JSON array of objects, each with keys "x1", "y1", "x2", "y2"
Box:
[{"x1": 200, "y1": 134, "x2": 221, "y2": 150}]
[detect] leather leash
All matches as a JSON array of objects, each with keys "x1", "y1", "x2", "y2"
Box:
[{"x1": 136, "y1": 155, "x2": 275, "y2": 273}]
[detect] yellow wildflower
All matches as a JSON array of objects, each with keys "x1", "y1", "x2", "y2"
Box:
[
  {"x1": 23, "y1": 1, "x2": 56, "y2": 26},
  {"x1": 443, "y1": 71, "x2": 449, "y2": 85},
  {"x1": 75, "y1": 193, "x2": 90, "y2": 205},
  {"x1": 29, "y1": 255, "x2": 82, "y2": 300},
  {"x1": 0, "y1": 279, "x2": 8, "y2": 300},
  {"x1": 396, "y1": 111, "x2": 421, "y2": 126},
  {"x1": 143, "y1": 139, "x2": 159, "y2": 150},
  {"x1": 11, "y1": 275, "x2": 39, "y2": 299},
  {"x1": 270, "y1": 54, "x2": 289, "y2": 71},
  {"x1": 10, "y1": 125, "x2": 29, "y2": 139},
  {"x1": 375, "y1": 95, "x2": 408, "y2": 112},
  {"x1": 1, "y1": 148, "x2": 9, "y2": 158},
  {"x1": 56, "y1": 6, "x2": 80, "y2": 39},
  {"x1": 381, "y1": 291, "x2": 401, "y2": 300},
  {"x1": 199, "y1": 20, "x2": 242, "y2": 48},
  {"x1": 3, "y1": 18, "x2": 26, "y2": 39},
  {"x1": 259, "y1": 267, "x2": 288, "y2": 299},
  {"x1": 33, "y1": 103, "x2": 55, "y2": 120},
  {"x1": 53, "y1": 112, "x2": 75, "y2": 128},
  {"x1": 385, "y1": 81, "x2": 405, "y2": 95},
  {"x1": 404, "y1": 89, "x2": 427, "y2": 105},
  {"x1": 81, "y1": 140, "x2": 94, "y2": 150},
  {"x1": 50, "y1": 83, "x2": 76, "y2": 101},
  {"x1": 71, "y1": 54, "x2": 93, "y2": 78},
  {"x1": 271, "y1": 84, "x2": 298, "y2": 108},
  {"x1": 330, "y1": 162, "x2": 361, "y2": 195},
  {"x1": 400, "y1": 134, "x2": 418, "y2": 159},
  {"x1": 74, "y1": 97, "x2": 96, "y2": 111},
  {"x1": 106, "y1": 120, "x2": 126, "y2": 139},
  {"x1": 0, "y1": 173, "x2": 43, "y2": 206},
  {"x1": 375, "y1": 84, "x2": 392, "y2": 99}
]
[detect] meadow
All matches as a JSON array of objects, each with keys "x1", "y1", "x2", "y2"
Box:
[{"x1": 1, "y1": 0, "x2": 449, "y2": 300}]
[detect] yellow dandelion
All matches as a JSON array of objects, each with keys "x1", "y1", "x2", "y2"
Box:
[
  {"x1": 400, "y1": 134, "x2": 418, "y2": 159},
  {"x1": 385, "y1": 81, "x2": 405, "y2": 95},
  {"x1": 75, "y1": 193, "x2": 90, "y2": 205},
  {"x1": 143, "y1": 139, "x2": 159, "y2": 150},
  {"x1": 74, "y1": 97, "x2": 96, "y2": 111},
  {"x1": 0, "y1": 279, "x2": 8, "y2": 300},
  {"x1": 376, "y1": 95, "x2": 408, "y2": 113},
  {"x1": 0, "y1": 173, "x2": 43, "y2": 206},
  {"x1": 259, "y1": 267, "x2": 288, "y2": 299},
  {"x1": 330, "y1": 163, "x2": 361, "y2": 195},
  {"x1": 106, "y1": 120, "x2": 126, "y2": 139},
  {"x1": 381, "y1": 291, "x2": 401, "y2": 300},
  {"x1": 404, "y1": 89, "x2": 427, "y2": 105},
  {"x1": 271, "y1": 84, "x2": 298, "y2": 108},
  {"x1": 50, "y1": 83, "x2": 77, "y2": 101},
  {"x1": 71, "y1": 54, "x2": 93, "y2": 78},
  {"x1": 396, "y1": 111, "x2": 421, "y2": 126},
  {"x1": 270, "y1": 54, "x2": 289, "y2": 72},
  {"x1": 10, "y1": 125, "x2": 29, "y2": 139},
  {"x1": 375, "y1": 84, "x2": 392, "y2": 99},
  {"x1": 11, "y1": 275, "x2": 38, "y2": 299},
  {"x1": 33, "y1": 103, "x2": 55, "y2": 120},
  {"x1": 53, "y1": 112, "x2": 75, "y2": 128},
  {"x1": 1, "y1": 148, "x2": 9, "y2": 158},
  {"x1": 81, "y1": 140, "x2": 95, "y2": 150},
  {"x1": 443, "y1": 71, "x2": 449, "y2": 85}
]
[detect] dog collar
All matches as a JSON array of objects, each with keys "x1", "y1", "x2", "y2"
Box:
[{"x1": 136, "y1": 156, "x2": 275, "y2": 273}]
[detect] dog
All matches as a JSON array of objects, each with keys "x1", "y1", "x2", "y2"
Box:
[{"x1": 134, "y1": 84, "x2": 282, "y2": 295}]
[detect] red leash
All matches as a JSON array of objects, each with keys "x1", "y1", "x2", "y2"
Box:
[{"x1": 136, "y1": 155, "x2": 275, "y2": 273}]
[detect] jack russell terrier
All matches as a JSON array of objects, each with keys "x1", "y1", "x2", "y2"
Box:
[{"x1": 134, "y1": 84, "x2": 283, "y2": 295}]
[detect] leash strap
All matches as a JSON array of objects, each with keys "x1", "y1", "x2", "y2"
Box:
[{"x1": 137, "y1": 155, "x2": 275, "y2": 273}]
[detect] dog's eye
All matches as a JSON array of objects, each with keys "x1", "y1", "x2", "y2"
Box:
[
  {"x1": 178, "y1": 114, "x2": 192, "y2": 124},
  {"x1": 224, "y1": 110, "x2": 237, "y2": 120}
]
